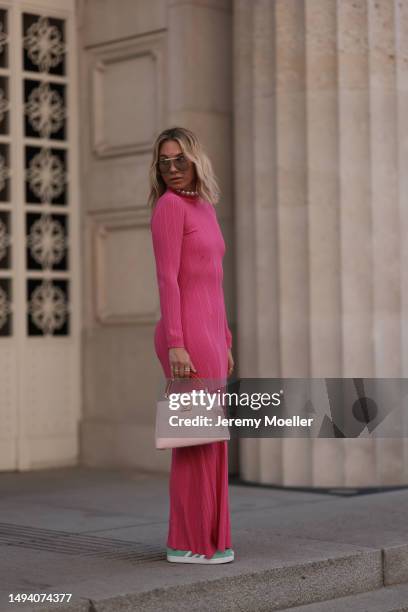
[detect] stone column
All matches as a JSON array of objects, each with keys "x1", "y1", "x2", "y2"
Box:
[
  {"x1": 233, "y1": 0, "x2": 408, "y2": 486},
  {"x1": 397, "y1": 1, "x2": 408, "y2": 481},
  {"x1": 306, "y1": 0, "x2": 344, "y2": 486}
]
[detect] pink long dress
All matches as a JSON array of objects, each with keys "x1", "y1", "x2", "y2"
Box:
[{"x1": 150, "y1": 185, "x2": 233, "y2": 557}]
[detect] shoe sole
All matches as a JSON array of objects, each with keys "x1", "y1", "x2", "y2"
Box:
[{"x1": 167, "y1": 553, "x2": 234, "y2": 564}]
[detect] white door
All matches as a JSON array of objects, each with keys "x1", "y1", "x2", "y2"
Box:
[{"x1": 0, "y1": 0, "x2": 80, "y2": 470}]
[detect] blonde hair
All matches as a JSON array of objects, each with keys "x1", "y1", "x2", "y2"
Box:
[{"x1": 147, "y1": 126, "x2": 221, "y2": 209}]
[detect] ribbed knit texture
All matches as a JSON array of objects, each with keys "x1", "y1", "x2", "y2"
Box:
[
  {"x1": 151, "y1": 187, "x2": 232, "y2": 353},
  {"x1": 151, "y1": 185, "x2": 232, "y2": 557}
]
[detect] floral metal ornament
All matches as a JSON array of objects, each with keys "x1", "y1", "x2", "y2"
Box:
[
  {"x1": 0, "y1": 285, "x2": 11, "y2": 331},
  {"x1": 0, "y1": 153, "x2": 10, "y2": 192},
  {"x1": 26, "y1": 148, "x2": 65, "y2": 203},
  {"x1": 0, "y1": 217, "x2": 10, "y2": 262},
  {"x1": 25, "y1": 81, "x2": 65, "y2": 138},
  {"x1": 28, "y1": 279, "x2": 68, "y2": 334},
  {"x1": 0, "y1": 22, "x2": 9, "y2": 56},
  {"x1": 0, "y1": 88, "x2": 10, "y2": 124},
  {"x1": 23, "y1": 16, "x2": 65, "y2": 73},
  {"x1": 27, "y1": 214, "x2": 66, "y2": 269}
]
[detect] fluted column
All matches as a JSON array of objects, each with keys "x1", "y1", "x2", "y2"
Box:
[
  {"x1": 368, "y1": 0, "x2": 403, "y2": 484},
  {"x1": 306, "y1": 0, "x2": 344, "y2": 486},
  {"x1": 396, "y1": 1, "x2": 408, "y2": 481},
  {"x1": 233, "y1": 0, "x2": 408, "y2": 486},
  {"x1": 233, "y1": 0, "x2": 261, "y2": 481},
  {"x1": 338, "y1": 0, "x2": 377, "y2": 486},
  {"x1": 275, "y1": 0, "x2": 313, "y2": 486}
]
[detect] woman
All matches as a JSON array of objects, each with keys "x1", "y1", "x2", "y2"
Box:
[{"x1": 149, "y1": 126, "x2": 235, "y2": 564}]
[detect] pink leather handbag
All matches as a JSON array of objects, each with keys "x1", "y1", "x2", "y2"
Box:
[{"x1": 155, "y1": 372, "x2": 230, "y2": 449}]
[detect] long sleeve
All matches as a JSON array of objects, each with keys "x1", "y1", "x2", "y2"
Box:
[
  {"x1": 224, "y1": 305, "x2": 232, "y2": 349},
  {"x1": 151, "y1": 197, "x2": 185, "y2": 349}
]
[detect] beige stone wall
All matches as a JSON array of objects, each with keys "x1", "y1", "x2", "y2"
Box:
[
  {"x1": 77, "y1": 0, "x2": 235, "y2": 472},
  {"x1": 77, "y1": 0, "x2": 408, "y2": 484},
  {"x1": 234, "y1": 0, "x2": 408, "y2": 486}
]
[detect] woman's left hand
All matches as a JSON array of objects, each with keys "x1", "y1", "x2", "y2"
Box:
[{"x1": 227, "y1": 349, "x2": 234, "y2": 377}]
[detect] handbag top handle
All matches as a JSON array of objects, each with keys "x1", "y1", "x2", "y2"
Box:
[{"x1": 164, "y1": 371, "x2": 208, "y2": 399}]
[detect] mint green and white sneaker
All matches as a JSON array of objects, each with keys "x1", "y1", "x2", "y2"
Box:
[{"x1": 166, "y1": 547, "x2": 234, "y2": 564}]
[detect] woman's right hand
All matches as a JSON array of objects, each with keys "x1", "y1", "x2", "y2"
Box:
[{"x1": 169, "y1": 347, "x2": 197, "y2": 378}]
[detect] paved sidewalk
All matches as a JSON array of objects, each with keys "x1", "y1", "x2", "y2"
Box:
[{"x1": 0, "y1": 467, "x2": 408, "y2": 611}]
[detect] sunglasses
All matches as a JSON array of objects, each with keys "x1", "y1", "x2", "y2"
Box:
[{"x1": 157, "y1": 154, "x2": 190, "y2": 174}]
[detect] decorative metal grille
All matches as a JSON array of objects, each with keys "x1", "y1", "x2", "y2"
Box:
[
  {"x1": 0, "y1": 8, "x2": 11, "y2": 336},
  {"x1": 0, "y1": 209, "x2": 10, "y2": 265},
  {"x1": 0, "y1": 277, "x2": 11, "y2": 335},
  {"x1": 26, "y1": 212, "x2": 68, "y2": 270},
  {"x1": 27, "y1": 278, "x2": 69, "y2": 335},
  {"x1": 25, "y1": 146, "x2": 67, "y2": 204},
  {"x1": 22, "y1": 11, "x2": 70, "y2": 336},
  {"x1": 22, "y1": 14, "x2": 66, "y2": 75},
  {"x1": 0, "y1": 1, "x2": 78, "y2": 472}
]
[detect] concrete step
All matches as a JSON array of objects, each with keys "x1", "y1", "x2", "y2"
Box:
[
  {"x1": 28, "y1": 546, "x2": 404, "y2": 612},
  {"x1": 284, "y1": 583, "x2": 408, "y2": 612},
  {"x1": 32, "y1": 581, "x2": 408, "y2": 612},
  {"x1": 2, "y1": 469, "x2": 408, "y2": 612},
  {"x1": 9, "y1": 584, "x2": 408, "y2": 612}
]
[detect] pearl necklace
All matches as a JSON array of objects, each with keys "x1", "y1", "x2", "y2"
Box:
[{"x1": 174, "y1": 187, "x2": 199, "y2": 197}]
